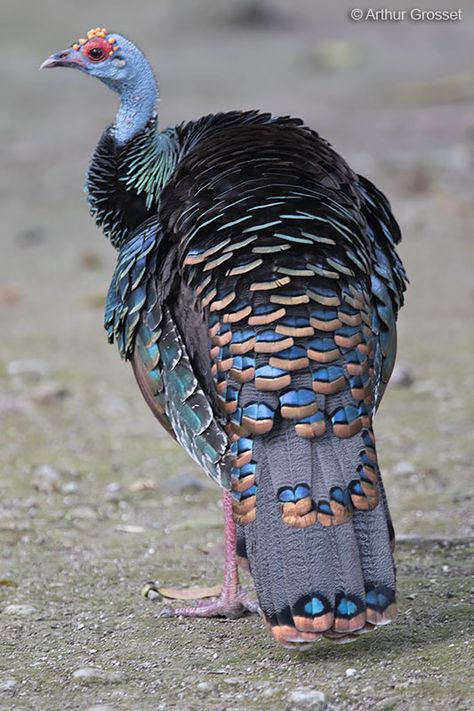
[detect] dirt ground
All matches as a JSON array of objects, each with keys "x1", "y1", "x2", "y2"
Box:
[{"x1": 1, "y1": 1, "x2": 473, "y2": 709}]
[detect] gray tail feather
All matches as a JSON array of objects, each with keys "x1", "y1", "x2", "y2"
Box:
[{"x1": 239, "y1": 422, "x2": 397, "y2": 645}]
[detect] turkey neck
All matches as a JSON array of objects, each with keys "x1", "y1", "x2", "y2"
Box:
[
  {"x1": 114, "y1": 56, "x2": 158, "y2": 145},
  {"x1": 112, "y1": 60, "x2": 179, "y2": 210}
]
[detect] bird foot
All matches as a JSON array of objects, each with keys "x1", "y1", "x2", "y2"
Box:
[
  {"x1": 145, "y1": 491, "x2": 260, "y2": 620},
  {"x1": 158, "y1": 586, "x2": 260, "y2": 620}
]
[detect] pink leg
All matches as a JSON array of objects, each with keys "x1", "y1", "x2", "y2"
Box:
[{"x1": 159, "y1": 490, "x2": 260, "y2": 619}]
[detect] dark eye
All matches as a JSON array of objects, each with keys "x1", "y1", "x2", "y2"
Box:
[{"x1": 88, "y1": 47, "x2": 104, "y2": 61}]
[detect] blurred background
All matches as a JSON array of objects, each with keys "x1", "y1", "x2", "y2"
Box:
[{"x1": 0, "y1": 1, "x2": 473, "y2": 708}]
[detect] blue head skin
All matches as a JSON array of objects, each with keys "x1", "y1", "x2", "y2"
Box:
[{"x1": 41, "y1": 29, "x2": 158, "y2": 144}]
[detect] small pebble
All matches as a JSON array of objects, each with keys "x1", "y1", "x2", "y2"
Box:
[
  {"x1": 106, "y1": 482, "x2": 122, "y2": 495},
  {"x1": 62, "y1": 481, "x2": 80, "y2": 495},
  {"x1": 32, "y1": 464, "x2": 61, "y2": 494},
  {"x1": 345, "y1": 668, "x2": 357, "y2": 677},
  {"x1": 2, "y1": 604, "x2": 36, "y2": 616},
  {"x1": 72, "y1": 667, "x2": 123, "y2": 684},
  {"x1": 142, "y1": 582, "x2": 162, "y2": 601},
  {"x1": 287, "y1": 688, "x2": 327, "y2": 710},
  {"x1": 115, "y1": 525, "x2": 146, "y2": 534},
  {"x1": 0, "y1": 679, "x2": 17, "y2": 692},
  {"x1": 105, "y1": 482, "x2": 123, "y2": 502},
  {"x1": 196, "y1": 681, "x2": 214, "y2": 691},
  {"x1": 73, "y1": 668, "x2": 100, "y2": 681}
]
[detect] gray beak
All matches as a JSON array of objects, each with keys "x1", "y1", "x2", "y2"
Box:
[{"x1": 40, "y1": 48, "x2": 86, "y2": 70}]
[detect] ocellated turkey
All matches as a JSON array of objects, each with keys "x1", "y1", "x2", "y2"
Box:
[{"x1": 42, "y1": 28, "x2": 407, "y2": 646}]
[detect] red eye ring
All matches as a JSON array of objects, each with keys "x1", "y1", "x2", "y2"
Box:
[{"x1": 84, "y1": 37, "x2": 111, "y2": 63}]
